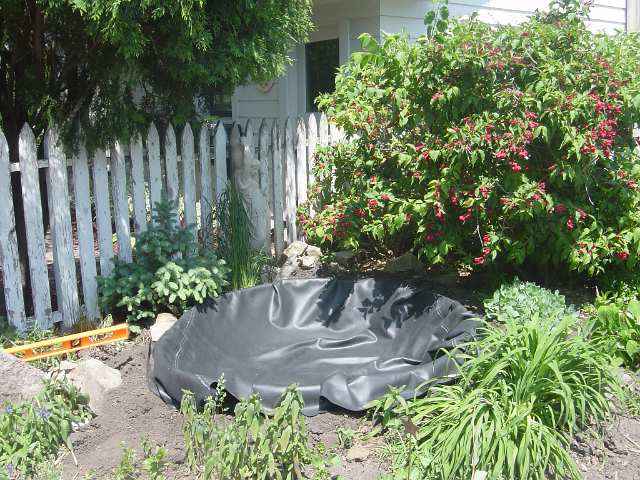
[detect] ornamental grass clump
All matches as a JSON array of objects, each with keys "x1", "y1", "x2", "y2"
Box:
[
  {"x1": 376, "y1": 315, "x2": 621, "y2": 479},
  {"x1": 303, "y1": 0, "x2": 640, "y2": 277}
]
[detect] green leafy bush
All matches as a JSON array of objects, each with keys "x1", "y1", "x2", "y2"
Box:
[
  {"x1": 0, "y1": 381, "x2": 91, "y2": 477},
  {"x1": 586, "y1": 300, "x2": 640, "y2": 368},
  {"x1": 484, "y1": 278, "x2": 574, "y2": 324},
  {"x1": 373, "y1": 315, "x2": 620, "y2": 479},
  {"x1": 302, "y1": 0, "x2": 640, "y2": 276},
  {"x1": 98, "y1": 199, "x2": 229, "y2": 324},
  {"x1": 181, "y1": 383, "x2": 334, "y2": 479}
]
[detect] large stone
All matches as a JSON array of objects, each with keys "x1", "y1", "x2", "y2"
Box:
[
  {"x1": 279, "y1": 240, "x2": 309, "y2": 266},
  {"x1": 298, "y1": 255, "x2": 319, "y2": 270},
  {"x1": 384, "y1": 252, "x2": 424, "y2": 274},
  {"x1": 346, "y1": 444, "x2": 371, "y2": 462},
  {"x1": 305, "y1": 245, "x2": 322, "y2": 258},
  {"x1": 150, "y1": 313, "x2": 178, "y2": 342},
  {"x1": 0, "y1": 350, "x2": 47, "y2": 404},
  {"x1": 66, "y1": 358, "x2": 122, "y2": 415},
  {"x1": 334, "y1": 251, "x2": 355, "y2": 267}
]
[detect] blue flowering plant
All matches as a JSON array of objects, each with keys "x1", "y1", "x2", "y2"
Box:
[{"x1": 0, "y1": 381, "x2": 90, "y2": 478}]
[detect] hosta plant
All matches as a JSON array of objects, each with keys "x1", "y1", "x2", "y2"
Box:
[
  {"x1": 586, "y1": 300, "x2": 640, "y2": 368},
  {"x1": 302, "y1": 0, "x2": 640, "y2": 276},
  {"x1": 98, "y1": 198, "x2": 229, "y2": 324},
  {"x1": 483, "y1": 278, "x2": 574, "y2": 324},
  {"x1": 372, "y1": 314, "x2": 621, "y2": 479}
]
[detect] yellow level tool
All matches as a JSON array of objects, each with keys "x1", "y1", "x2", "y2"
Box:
[{"x1": 3, "y1": 324, "x2": 129, "y2": 362}]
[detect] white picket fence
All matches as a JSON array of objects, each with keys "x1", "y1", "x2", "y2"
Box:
[{"x1": 0, "y1": 113, "x2": 343, "y2": 331}]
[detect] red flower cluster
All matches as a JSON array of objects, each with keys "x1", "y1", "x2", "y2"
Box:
[
  {"x1": 354, "y1": 208, "x2": 366, "y2": 218},
  {"x1": 380, "y1": 193, "x2": 390, "y2": 202},
  {"x1": 616, "y1": 251, "x2": 629, "y2": 261},
  {"x1": 431, "y1": 92, "x2": 444, "y2": 102},
  {"x1": 424, "y1": 224, "x2": 444, "y2": 242},
  {"x1": 458, "y1": 209, "x2": 473, "y2": 223},
  {"x1": 368, "y1": 199, "x2": 379, "y2": 209}
]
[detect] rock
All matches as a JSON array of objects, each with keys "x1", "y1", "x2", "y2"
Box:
[
  {"x1": 66, "y1": 358, "x2": 122, "y2": 415},
  {"x1": 384, "y1": 252, "x2": 424, "y2": 274},
  {"x1": 335, "y1": 251, "x2": 355, "y2": 267},
  {"x1": 58, "y1": 360, "x2": 77, "y2": 372},
  {"x1": 150, "y1": 313, "x2": 178, "y2": 342},
  {"x1": 279, "y1": 241, "x2": 309, "y2": 266},
  {"x1": 276, "y1": 264, "x2": 298, "y2": 280},
  {"x1": 298, "y1": 255, "x2": 318, "y2": 270},
  {"x1": 346, "y1": 444, "x2": 371, "y2": 462},
  {"x1": 305, "y1": 245, "x2": 322, "y2": 258},
  {"x1": 0, "y1": 350, "x2": 47, "y2": 404}
]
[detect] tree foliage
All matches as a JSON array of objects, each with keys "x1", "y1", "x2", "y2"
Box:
[{"x1": 0, "y1": 0, "x2": 312, "y2": 154}]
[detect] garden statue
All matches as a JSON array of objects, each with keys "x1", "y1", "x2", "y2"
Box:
[{"x1": 230, "y1": 132, "x2": 270, "y2": 252}]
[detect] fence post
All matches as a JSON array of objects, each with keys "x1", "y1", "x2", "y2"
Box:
[
  {"x1": 93, "y1": 148, "x2": 114, "y2": 276},
  {"x1": 165, "y1": 124, "x2": 179, "y2": 220},
  {"x1": 199, "y1": 124, "x2": 214, "y2": 240},
  {"x1": 214, "y1": 120, "x2": 228, "y2": 201},
  {"x1": 72, "y1": 140, "x2": 100, "y2": 320},
  {"x1": 182, "y1": 123, "x2": 197, "y2": 231},
  {"x1": 284, "y1": 118, "x2": 297, "y2": 243},
  {"x1": 46, "y1": 128, "x2": 79, "y2": 328},
  {"x1": 19, "y1": 124, "x2": 52, "y2": 328},
  {"x1": 271, "y1": 122, "x2": 285, "y2": 256},
  {"x1": 130, "y1": 134, "x2": 147, "y2": 234},
  {"x1": 147, "y1": 123, "x2": 163, "y2": 210},
  {"x1": 0, "y1": 130, "x2": 26, "y2": 330},
  {"x1": 111, "y1": 142, "x2": 132, "y2": 262},
  {"x1": 318, "y1": 113, "x2": 329, "y2": 148}
]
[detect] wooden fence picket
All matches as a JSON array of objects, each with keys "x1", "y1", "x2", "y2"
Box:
[
  {"x1": 93, "y1": 148, "x2": 114, "y2": 276},
  {"x1": 295, "y1": 119, "x2": 308, "y2": 241},
  {"x1": 271, "y1": 123, "x2": 285, "y2": 256},
  {"x1": 19, "y1": 124, "x2": 51, "y2": 328},
  {"x1": 284, "y1": 118, "x2": 297, "y2": 243},
  {"x1": 130, "y1": 134, "x2": 147, "y2": 234},
  {"x1": 0, "y1": 131, "x2": 26, "y2": 330},
  {"x1": 165, "y1": 124, "x2": 179, "y2": 215},
  {"x1": 111, "y1": 142, "x2": 132, "y2": 262},
  {"x1": 45, "y1": 129, "x2": 79, "y2": 327},
  {"x1": 72, "y1": 141, "x2": 99, "y2": 319},
  {"x1": 259, "y1": 120, "x2": 272, "y2": 211},
  {"x1": 318, "y1": 113, "x2": 329, "y2": 147},
  {"x1": 214, "y1": 121, "x2": 228, "y2": 201},
  {"x1": 306, "y1": 114, "x2": 318, "y2": 217},
  {"x1": 181, "y1": 123, "x2": 197, "y2": 230},
  {"x1": 199, "y1": 124, "x2": 213, "y2": 238},
  {"x1": 230, "y1": 123, "x2": 242, "y2": 182},
  {"x1": 147, "y1": 123, "x2": 163, "y2": 210}
]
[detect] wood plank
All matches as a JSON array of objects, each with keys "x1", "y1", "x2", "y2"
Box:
[
  {"x1": 92, "y1": 149, "x2": 114, "y2": 276},
  {"x1": 72, "y1": 140, "x2": 100, "y2": 320},
  {"x1": 0, "y1": 130, "x2": 26, "y2": 330},
  {"x1": 147, "y1": 123, "x2": 163, "y2": 211},
  {"x1": 271, "y1": 122, "x2": 285, "y2": 256},
  {"x1": 111, "y1": 142, "x2": 132, "y2": 262},
  {"x1": 164, "y1": 124, "x2": 179, "y2": 213},
  {"x1": 181, "y1": 123, "x2": 197, "y2": 229},
  {"x1": 130, "y1": 134, "x2": 147, "y2": 233},
  {"x1": 318, "y1": 113, "x2": 329, "y2": 147},
  {"x1": 259, "y1": 119, "x2": 273, "y2": 250},
  {"x1": 214, "y1": 121, "x2": 228, "y2": 201},
  {"x1": 19, "y1": 124, "x2": 52, "y2": 328},
  {"x1": 229, "y1": 123, "x2": 242, "y2": 182},
  {"x1": 45, "y1": 128, "x2": 80, "y2": 328},
  {"x1": 295, "y1": 118, "x2": 308, "y2": 236},
  {"x1": 284, "y1": 118, "x2": 297, "y2": 243},
  {"x1": 199, "y1": 124, "x2": 213, "y2": 242},
  {"x1": 306, "y1": 113, "x2": 318, "y2": 217}
]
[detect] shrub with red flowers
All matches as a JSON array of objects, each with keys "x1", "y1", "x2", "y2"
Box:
[{"x1": 302, "y1": 0, "x2": 640, "y2": 276}]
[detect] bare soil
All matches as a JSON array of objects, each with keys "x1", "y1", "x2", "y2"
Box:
[{"x1": 60, "y1": 337, "x2": 389, "y2": 479}]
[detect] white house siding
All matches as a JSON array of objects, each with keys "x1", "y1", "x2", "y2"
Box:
[
  {"x1": 233, "y1": 0, "x2": 380, "y2": 124},
  {"x1": 379, "y1": 0, "x2": 627, "y2": 40}
]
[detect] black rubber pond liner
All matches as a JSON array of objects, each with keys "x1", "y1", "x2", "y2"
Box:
[{"x1": 147, "y1": 276, "x2": 480, "y2": 416}]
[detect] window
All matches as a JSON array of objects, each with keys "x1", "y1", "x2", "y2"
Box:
[
  {"x1": 305, "y1": 39, "x2": 339, "y2": 112},
  {"x1": 208, "y1": 92, "x2": 232, "y2": 118}
]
